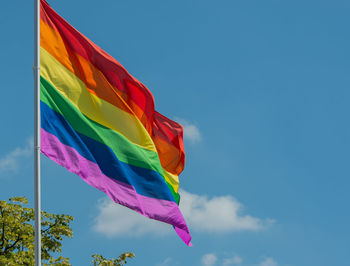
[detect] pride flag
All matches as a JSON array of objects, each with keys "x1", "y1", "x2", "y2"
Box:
[{"x1": 40, "y1": 0, "x2": 191, "y2": 245}]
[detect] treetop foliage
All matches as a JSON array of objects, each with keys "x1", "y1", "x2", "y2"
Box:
[
  {"x1": 0, "y1": 196, "x2": 73, "y2": 265},
  {"x1": 0, "y1": 197, "x2": 134, "y2": 266}
]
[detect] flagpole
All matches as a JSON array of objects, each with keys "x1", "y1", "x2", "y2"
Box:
[{"x1": 34, "y1": 0, "x2": 41, "y2": 265}]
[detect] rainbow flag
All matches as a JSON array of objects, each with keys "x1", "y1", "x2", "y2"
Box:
[{"x1": 40, "y1": 0, "x2": 191, "y2": 245}]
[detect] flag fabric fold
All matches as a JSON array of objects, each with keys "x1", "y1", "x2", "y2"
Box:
[{"x1": 40, "y1": 0, "x2": 191, "y2": 245}]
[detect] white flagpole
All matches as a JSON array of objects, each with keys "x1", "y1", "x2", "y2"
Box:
[{"x1": 34, "y1": 0, "x2": 41, "y2": 265}]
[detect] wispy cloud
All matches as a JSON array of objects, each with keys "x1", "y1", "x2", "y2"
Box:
[
  {"x1": 174, "y1": 117, "x2": 202, "y2": 144},
  {"x1": 201, "y1": 253, "x2": 218, "y2": 266},
  {"x1": 156, "y1": 258, "x2": 175, "y2": 266},
  {"x1": 259, "y1": 257, "x2": 278, "y2": 266},
  {"x1": 180, "y1": 190, "x2": 274, "y2": 233},
  {"x1": 0, "y1": 138, "x2": 33, "y2": 174},
  {"x1": 200, "y1": 253, "x2": 278, "y2": 266},
  {"x1": 93, "y1": 190, "x2": 273, "y2": 238},
  {"x1": 222, "y1": 256, "x2": 243, "y2": 265}
]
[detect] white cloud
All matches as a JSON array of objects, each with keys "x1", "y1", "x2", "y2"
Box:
[
  {"x1": 93, "y1": 190, "x2": 273, "y2": 238},
  {"x1": 0, "y1": 138, "x2": 33, "y2": 173},
  {"x1": 259, "y1": 258, "x2": 278, "y2": 266},
  {"x1": 223, "y1": 255, "x2": 243, "y2": 265},
  {"x1": 201, "y1": 253, "x2": 218, "y2": 266},
  {"x1": 180, "y1": 190, "x2": 274, "y2": 232},
  {"x1": 173, "y1": 117, "x2": 202, "y2": 144},
  {"x1": 92, "y1": 197, "x2": 171, "y2": 237}
]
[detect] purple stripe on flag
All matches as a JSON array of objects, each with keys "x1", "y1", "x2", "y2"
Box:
[{"x1": 41, "y1": 128, "x2": 192, "y2": 245}]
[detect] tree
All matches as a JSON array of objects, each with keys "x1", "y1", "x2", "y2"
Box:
[
  {"x1": 91, "y1": 253, "x2": 135, "y2": 266},
  {"x1": 0, "y1": 197, "x2": 72, "y2": 265},
  {"x1": 0, "y1": 197, "x2": 134, "y2": 266}
]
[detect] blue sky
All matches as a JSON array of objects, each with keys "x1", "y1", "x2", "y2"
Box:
[{"x1": 1, "y1": 0, "x2": 350, "y2": 265}]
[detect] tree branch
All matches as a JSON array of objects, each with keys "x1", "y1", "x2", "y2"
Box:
[
  {"x1": 0, "y1": 206, "x2": 5, "y2": 251},
  {"x1": 4, "y1": 235, "x2": 21, "y2": 253},
  {"x1": 42, "y1": 220, "x2": 57, "y2": 233}
]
